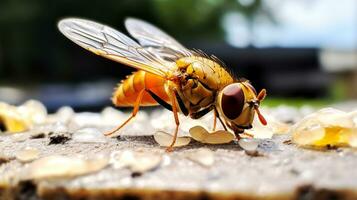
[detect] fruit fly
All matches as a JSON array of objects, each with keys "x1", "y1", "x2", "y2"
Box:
[{"x1": 58, "y1": 18, "x2": 267, "y2": 151}]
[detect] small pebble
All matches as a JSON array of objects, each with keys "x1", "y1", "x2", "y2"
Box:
[
  {"x1": 184, "y1": 148, "x2": 214, "y2": 167},
  {"x1": 55, "y1": 106, "x2": 75, "y2": 123},
  {"x1": 73, "y1": 128, "x2": 108, "y2": 143},
  {"x1": 24, "y1": 155, "x2": 108, "y2": 179},
  {"x1": 18, "y1": 100, "x2": 47, "y2": 124},
  {"x1": 161, "y1": 154, "x2": 171, "y2": 167},
  {"x1": 30, "y1": 122, "x2": 67, "y2": 136},
  {"x1": 269, "y1": 105, "x2": 301, "y2": 124},
  {"x1": 244, "y1": 150, "x2": 263, "y2": 157},
  {"x1": 300, "y1": 105, "x2": 315, "y2": 116},
  {"x1": 11, "y1": 133, "x2": 28, "y2": 142},
  {"x1": 101, "y1": 107, "x2": 126, "y2": 125},
  {"x1": 69, "y1": 112, "x2": 103, "y2": 128},
  {"x1": 15, "y1": 147, "x2": 40, "y2": 163},
  {"x1": 51, "y1": 122, "x2": 68, "y2": 133},
  {"x1": 110, "y1": 150, "x2": 162, "y2": 173},
  {"x1": 238, "y1": 138, "x2": 260, "y2": 151}
]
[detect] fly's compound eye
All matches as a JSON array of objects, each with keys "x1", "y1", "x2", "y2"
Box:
[
  {"x1": 245, "y1": 82, "x2": 257, "y2": 95},
  {"x1": 221, "y1": 84, "x2": 245, "y2": 120}
]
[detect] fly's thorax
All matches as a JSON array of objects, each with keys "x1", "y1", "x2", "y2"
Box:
[
  {"x1": 181, "y1": 79, "x2": 215, "y2": 113},
  {"x1": 217, "y1": 82, "x2": 257, "y2": 130},
  {"x1": 176, "y1": 56, "x2": 234, "y2": 90},
  {"x1": 174, "y1": 56, "x2": 234, "y2": 114},
  {"x1": 176, "y1": 57, "x2": 216, "y2": 113}
]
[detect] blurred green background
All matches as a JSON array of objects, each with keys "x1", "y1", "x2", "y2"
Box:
[{"x1": 0, "y1": 0, "x2": 356, "y2": 111}]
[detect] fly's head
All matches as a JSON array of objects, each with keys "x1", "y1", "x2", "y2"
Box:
[{"x1": 217, "y1": 81, "x2": 267, "y2": 134}]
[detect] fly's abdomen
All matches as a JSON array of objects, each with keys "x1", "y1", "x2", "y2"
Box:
[{"x1": 112, "y1": 71, "x2": 170, "y2": 107}]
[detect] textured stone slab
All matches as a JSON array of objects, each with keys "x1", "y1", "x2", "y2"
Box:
[{"x1": 1, "y1": 110, "x2": 357, "y2": 200}]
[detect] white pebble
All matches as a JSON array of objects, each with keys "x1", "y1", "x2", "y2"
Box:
[
  {"x1": 16, "y1": 147, "x2": 40, "y2": 163},
  {"x1": 11, "y1": 133, "x2": 28, "y2": 142},
  {"x1": 24, "y1": 155, "x2": 108, "y2": 179},
  {"x1": 161, "y1": 154, "x2": 171, "y2": 167},
  {"x1": 30, "y1": 122, "x2": 68, "y2": 136},
  {"x1": 110, "y1": 150, "x2": 162, "y2": 173},
  {"x1": 300, "y1": 105, "x2": 315, "y2": 117},
  {"x1": 51, "y1": 122, "x2": 68, "y2": 133},
  {"x1": 184, "y1": 148, "x2": 215, "y2": 167},
  {"x1": 70, "y1": 112, "x2": 103, "y2": 128},
  {"x1": 55, "y1": 106, "x2": 75, "y2": 123},
  {"x1": 101, "y1": 107, "x2": 126, "y2": 125},
  {"x1": 238, "y1": 139, "x2": 260, "y2": 151},
  {"x1": 73, "y1": 128, "x2": 108, "y2": 143},
  {"x1": 18, "y1": 100, "x2": 47, "y2": 124},
  {"x1": 269, "y1": 105, "x2": 301, "y2": 123}
]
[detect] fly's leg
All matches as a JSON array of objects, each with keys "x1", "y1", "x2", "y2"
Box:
[
  {"x1": 166, "y1": 90, "x2": 180, "y2": 152},
  {"x1": 214, "y1": 107, "x2": 227, "y2": 131},
  {"x1": 213, "y1": 110, "x2": 217, "y2": 131},
  {"x1": 146, "y1": 89, "x2": 172, "y2": 112},
  {"x1": 190, "y1": 106, "x2": 213, "y2": 119},
  {"x1": 234, "y1": 130, "x2": 253, "y2": 140},
  {"x1": 241, "y1": 132, "x2": 254, "y2": 138},
  {"x1": 104, "y1": 89, "x2": 145, "y2": 136}
]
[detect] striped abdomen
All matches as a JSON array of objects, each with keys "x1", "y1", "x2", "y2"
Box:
[{"x1": 112, "y1": 70, "x2": 170, "y2": 107}]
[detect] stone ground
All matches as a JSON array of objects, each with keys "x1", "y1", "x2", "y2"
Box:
[{"x1": 1, "y1": 106, "x2": 357, "y2": 200}]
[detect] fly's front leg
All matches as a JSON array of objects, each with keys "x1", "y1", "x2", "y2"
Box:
[
  {"x1": 104, "y1": 90, "x2": 145, "y2": 136},
  {"x1": 231, "y1": 126, "x2": 253, "y2": 140},
  {"x1": 166, "y1": 89, "x2": 180, "y2": 152},
  {"x1": 240, "y1": 132, "x2": 254, "y2": 138},
  {"x1": 214, "y1": 107, "x2": 227, "y2": 131},
  {"x1": 213, "y1": 110, "x2": 217, "y2": 131}
]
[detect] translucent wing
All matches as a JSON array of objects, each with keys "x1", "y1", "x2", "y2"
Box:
[
  {"x1": 58, "y1": 18, "x2": 173, "y2": 78},
  {"x1": 125, "y1": 18, "x2": 192, "y2": 61}
]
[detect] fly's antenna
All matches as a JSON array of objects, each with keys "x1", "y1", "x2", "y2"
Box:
[
  {"x1": 255, "y1": 88, "x2": 267, "y2": 126},
  {"x1": 254, "y1": 106, "x2": 267, "y2": 126}
]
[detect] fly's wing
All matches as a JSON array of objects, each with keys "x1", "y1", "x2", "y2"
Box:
[
  {"x1": 58, "y1": 18, "x2": 173, "y2": 78},
  {"x1": 125, "y1": 18, "x2": 193, "y2": 62}
]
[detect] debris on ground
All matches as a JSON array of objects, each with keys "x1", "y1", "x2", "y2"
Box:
[
  {"x1": 291, "y1": 108, "x2": 357, "y2": 148},
  {"x1": 0, "y1": 100, "x2": 47, "y2": 133},
  {"x1": 153, "y1": 131, "x2": 191, "y2": 147},
  {"x1": 1, "y1": 103, "x2": 357, "y2": 199}
]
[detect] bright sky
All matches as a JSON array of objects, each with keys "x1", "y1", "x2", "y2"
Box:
[{"x1": 223, "y1": 0, "x2": 357, "y2": 49}]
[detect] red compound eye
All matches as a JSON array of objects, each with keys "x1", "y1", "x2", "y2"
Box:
[{"x1": 221, "y1": 84, "x2": 245, "y2": 120}]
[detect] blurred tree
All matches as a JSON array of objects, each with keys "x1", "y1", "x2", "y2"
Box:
[
  {"x1": 0, "y1": 0, "x2": 265, "y2": 83},
  {"x1": 152, "y1": 0, "x2": 264, "y2": 41}
]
